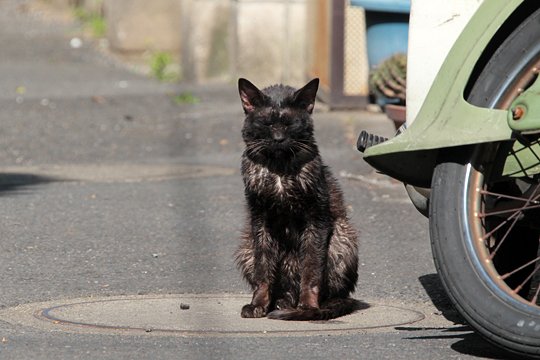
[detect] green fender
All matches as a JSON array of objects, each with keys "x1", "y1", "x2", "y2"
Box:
[{"x1": 363, "y1": 0, "x2": 529, "y2": 187}]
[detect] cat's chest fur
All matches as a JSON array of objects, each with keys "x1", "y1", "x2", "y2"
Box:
[{"x1": 242, "y1": 157, "x2": 319, "y2": 203}]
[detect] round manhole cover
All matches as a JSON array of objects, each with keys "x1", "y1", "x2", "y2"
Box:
[{"x1": 0, "y1": 294, "x2": 425, "y2": 337}]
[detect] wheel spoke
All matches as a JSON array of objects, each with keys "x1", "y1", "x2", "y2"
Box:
[
  {"x1": 479, "y1": 183, "x2": 540, "y2": 218},
  {"x1": 487, "y1": 210, "x2": 522, "y2": 260},
  {"x1": 512, "y1": 263, "x2": 540, "y2": 295},
  {"x1": 479, "y1": 189, "x2": 540, "y2": 203},
  {"x1": 477, "y1": 183, "x2": 540, "y2": 306},
  {"x1": 479, "y1": 202, "x2": 540, "y2": 218},
  {"x1": 500, "y1": 255, "x2": 540, "y2": 280},
  {"x1": 481, "y1": 209, "x2": 520, "y2": 243}
]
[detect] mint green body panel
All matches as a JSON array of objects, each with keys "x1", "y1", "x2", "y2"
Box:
[
  {"x1": 363, "y1": 0, "x2": 524, "y2": 186},
  {"x1": 507, "y1": 75, "x2": 540, "y2": 133}
]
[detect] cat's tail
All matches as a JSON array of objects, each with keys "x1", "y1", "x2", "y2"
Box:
[{"x1": 266, "y1": 298, "x2": 368, "y2": 321}]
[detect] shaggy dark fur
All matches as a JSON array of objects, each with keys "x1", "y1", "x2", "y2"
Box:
[{"x1": 235, "y1": 78, "x2": 363, "y2": 321}]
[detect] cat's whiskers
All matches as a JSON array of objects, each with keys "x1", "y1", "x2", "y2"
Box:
[
  {"x1": 292, "y1": 140, "x2": 316, "y2": 156},
  {"x1": 289, "y1": 145, "x2": 297, "y2": 160},
  {"x1": 246, "y1": 141, "x2": 266, "y2": 158}
]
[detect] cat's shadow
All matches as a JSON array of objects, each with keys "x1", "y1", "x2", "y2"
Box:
[{"x1": 354, "y1": 299, "x2": 371, "y2": 312}]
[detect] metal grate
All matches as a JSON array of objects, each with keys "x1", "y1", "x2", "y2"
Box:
[{"x1": 344, "y1": 2, "x2": 369, "y2": 96}]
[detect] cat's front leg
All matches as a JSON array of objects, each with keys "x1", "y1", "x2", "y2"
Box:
[
  {"x1": 298, "y1": 225, "x2": 328, "y2": 310},
  {"x1": 241, "y1": 282, "x2": 270, "y2": 318},
  {"x1": 241, "y1": 219, "x2": 278, "y2": 318}
]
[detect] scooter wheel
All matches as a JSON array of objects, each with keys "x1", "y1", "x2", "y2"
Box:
[
  {"x1": 431, "y1": 155, "x2": 540, "y2": 358},
  {"x1": 431, "y1": 4, "x2": 540, "y2": 357}
]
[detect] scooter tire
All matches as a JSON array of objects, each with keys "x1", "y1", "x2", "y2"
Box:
[
  {"x1": 431, "y1": 160, "x2": 540, "y2": 358},
  {"x1": 430, "y1": 4, "x2": 540, "y2": 357}
]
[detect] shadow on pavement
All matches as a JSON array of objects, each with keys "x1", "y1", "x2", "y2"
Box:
[
  {"x1": 0, "y1": 173, "x2": 58, "y2": 195},
  {"x1": 450, "y1": 332, "x2": 525, "y2": 360},
  {"x1": 419, "y1": 273, "x2": 464, "y2": 324},
  {"x1": 394, "y1": 273, "x2": 523, "y2": 360},
  {"x1": 398, "y1": 327, "x2": 523, "y2": 360}
]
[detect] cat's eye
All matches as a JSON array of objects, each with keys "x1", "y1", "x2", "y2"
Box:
[{"x1": 254, "y1": 116, "x2": 272, "y2": 126}]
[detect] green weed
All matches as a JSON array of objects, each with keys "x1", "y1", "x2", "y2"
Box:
[
  {"x1": 74, "y1": 7, "x2": 107, "y2": 38},
  {"x1": 150, "y1": 51, "x2": 179, "y2": 82},
  {"x1": 173, "y1": 92, "x2": 200, "y2": 105}
]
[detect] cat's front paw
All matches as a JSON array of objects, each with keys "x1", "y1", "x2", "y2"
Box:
[{"x1": 241, "y1": 304, "x2": 266, "y2": 318}]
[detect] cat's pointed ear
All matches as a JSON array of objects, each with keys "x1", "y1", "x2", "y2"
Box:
[
  {"x1": 292, "y1": 78, "x2": 319, "y2": 114},
  {"x1": 238, "y1": 78, "x2": 265, "y2": 114}
]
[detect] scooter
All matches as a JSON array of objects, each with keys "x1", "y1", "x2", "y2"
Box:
[{"x1": 357, "y1": 0, "x2": 540, "y2": 357}]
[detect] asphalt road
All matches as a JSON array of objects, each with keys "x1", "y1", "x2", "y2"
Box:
[{"x1": 0, "y1": 1, "x2": 521, "y2": 359}]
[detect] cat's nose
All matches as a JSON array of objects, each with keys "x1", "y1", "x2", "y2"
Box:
[{"x1": 273, "y1": 131, "x2": 286, "y2": 142}]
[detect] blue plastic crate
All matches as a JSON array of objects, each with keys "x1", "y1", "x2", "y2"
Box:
[
  {"x1": 351, "y1": 0, "x2": 410, "y2": 68},
  {"x1": 351, "y1": 0, "x2": 410, "y2": 14}
]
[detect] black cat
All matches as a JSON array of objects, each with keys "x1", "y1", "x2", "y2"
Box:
[{"x1": 235, "y1": 78, "x2": 363, "y2": 320}]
